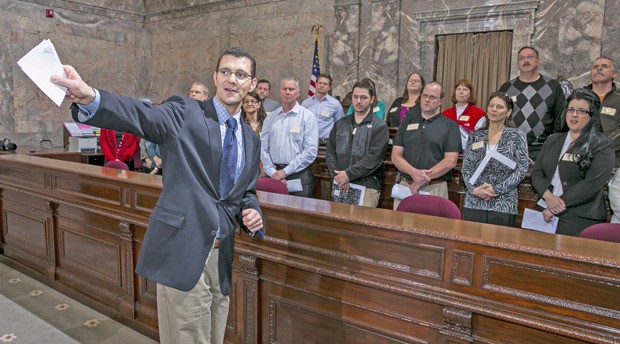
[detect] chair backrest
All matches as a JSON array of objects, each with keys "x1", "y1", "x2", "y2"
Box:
[
  {"x1": 396, "y1": 194, "x2": 461, "y2": 220},
  {"x1": 579, "y1": 223, "x2": 620, "y2": 243},
  {"x1": 256, "y1": 177, "x2": 289, "y2": 195},
  {"x1": 104, "y1": 160, "x2": 130, "y2": 171}
]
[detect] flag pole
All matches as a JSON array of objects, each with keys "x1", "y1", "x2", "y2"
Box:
[{"x1": 308, "y1": 24, "x2": 323, "y2": 97}]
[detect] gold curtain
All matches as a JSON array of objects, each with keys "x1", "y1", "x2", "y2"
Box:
[{"x1": 436, "y1": 31, "x2": 512, "y2": 111}]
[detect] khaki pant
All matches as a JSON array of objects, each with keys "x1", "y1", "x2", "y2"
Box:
[
  {"x1": 157, "y1": 244, "x2": 229, "y2": 344},
  {"x1": 393, "y1": 180, "x2": 448, "y2": 210},
  {"x1": 362, "y1": 188, "x2": 381, "y2": 208}
]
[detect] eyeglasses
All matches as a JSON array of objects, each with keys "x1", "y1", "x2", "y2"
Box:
[
  {"x1": 517, "y1": 55, "x2": 538, "y2": 62},
  {"x1": 421, "y1": 94, "x2": 439, "y2": 101},
  {"x1": 243, "y1": 99, "x2": 259, "y2": 105},
  {"x1": 217, "y1": 68, "x2": 252, "y2": 82},
  {"x1": 408, "y1": 79, "x2": 422, "y2": 84},
  {"x1": 566, "y1": 107, "x2": 590, "y2": 115}
]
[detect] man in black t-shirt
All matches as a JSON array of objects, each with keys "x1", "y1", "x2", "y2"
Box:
[{"x1": 391, "y1": 81, "x2": 461, "y2": 208}]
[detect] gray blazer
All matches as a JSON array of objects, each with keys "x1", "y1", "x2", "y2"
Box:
[{"x1": 73, "y1": 91, "x2": 261, "y2": 295}]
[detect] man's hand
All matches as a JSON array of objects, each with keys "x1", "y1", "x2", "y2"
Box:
[
  {"x1": 408, "y1": 180, "x2": 424, "y2": 194},
  {"x1": 51, "y1": 65, "x2": 96, "y2": 105},
  {"x1": 334, "y1": 170, "x2": 350, "y2": 192},
  {"x1": 153, "y1": 156, "x2": 162, "y2": 168},
  {"x1": 272, "y1": 169, "x2": 287, "y2": 181},
  {"x1": 410, "y1": 167, "x2": 431, "y2": 185},
  {"x1": 242, "y1": 209, "x2": 263, "y2": 234}
]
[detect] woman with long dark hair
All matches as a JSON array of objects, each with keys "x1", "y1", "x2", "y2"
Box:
[
  {"x1": 461, "y1": 91, "x2": 529, "y2": 226},
  {"x1": 386, "y1": 71, "x2": 425, "y2": 127},
  {"x1": 241, "y1": 91, "x2": 268, "y2": 137},
  {"x1": 531, "y1": 88, "x2": 615, "y2": 236}
]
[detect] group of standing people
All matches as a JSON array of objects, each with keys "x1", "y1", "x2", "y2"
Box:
[{"x1": 49, "y1": 43, "x2": 620, "y2": 344}]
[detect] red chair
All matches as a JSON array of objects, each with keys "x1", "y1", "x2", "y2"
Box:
[
  {"x1": 104, "y1": 160, "x2": 130, "y2": 171},
  {"x1": 256, "y1": 177, "x2": 288, "y2": 195},
  {"x1": 396, "y1": 194, "x2": 461, "y2": 220},
  {"x1": 579, "y1": 223, "x2": 620, "y2": 243}
]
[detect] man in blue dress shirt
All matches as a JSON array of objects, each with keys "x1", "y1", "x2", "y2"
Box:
[{"x1": 301, "y1": 73, "x2": 344, "y2": 141}]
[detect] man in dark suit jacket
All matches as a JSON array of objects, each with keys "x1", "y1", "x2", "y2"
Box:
[{"x1": 53, "y1": 48, "x2": 263, "y2": 344}]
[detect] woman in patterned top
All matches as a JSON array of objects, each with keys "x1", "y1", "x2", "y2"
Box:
[{"x1": 461, "y1": 91, "x2": 529, "y2": 226}]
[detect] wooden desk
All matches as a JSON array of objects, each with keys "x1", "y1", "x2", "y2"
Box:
[
  {"x1": 0, "y1": 155, "x2": 618, "y2": 343},
  {"x1": 0, "y1": 145, "x2": 104, "y2": 165}
]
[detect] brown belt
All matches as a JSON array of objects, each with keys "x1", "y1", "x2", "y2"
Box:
[
  {"x1": 404, "y1": 178, "x2": 446, "y2": 186},
  {"x1": 213, "y1": 239, "x2": 220, "y2": 249}
]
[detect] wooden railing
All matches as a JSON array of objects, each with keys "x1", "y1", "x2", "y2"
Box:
[{"x1": 1, "y1": 154, "x2": 618, "y2": 343}]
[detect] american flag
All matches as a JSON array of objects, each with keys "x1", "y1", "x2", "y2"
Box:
[{"x1": 308, "y1": 35, "x2": 320, "y2": 97}]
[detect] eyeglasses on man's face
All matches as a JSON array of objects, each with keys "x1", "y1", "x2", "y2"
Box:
[
  {"x1": 217, "y1": 68, "x2": 252, "y2": 82},
  {"x1": 421, "y1": 94, "x2": 439, "y2": 101},
  {"x1": 517, "y1": 55, "x2": 538, "y2": 62}
]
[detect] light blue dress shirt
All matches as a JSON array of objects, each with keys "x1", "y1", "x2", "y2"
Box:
[
  {"x1": 301, "y1": 94, "x2": 344, "y2": 139},
  {"x1": 260, "y1": 102, "x2": 319, "y2": 177}
]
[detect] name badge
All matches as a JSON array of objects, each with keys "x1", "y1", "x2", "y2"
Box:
[
  {"x1": 290, "y1": 126, "x2": 301, "y2": 134},
  {"x1": 352, "y1": 128, "x2": 357, "y2": 135},
  {"x1": 407, "y1": 123, "x2": 419, "y2": 131},
  {"x1": 459, "y1": 115, "x2": 470, "y2": 121},
  {"x1": 389, "y1": 107, "x2": 398, "y2": 113},
  {"x1": 320, "y1": 110, "x2": 330, "y2": 117},
  {"x1": 562, "y1": 153, "x2": 576, "y2": 162},
  {"x1": 511, "y1": 96, "x2": 517, "y2": 103},
  {"x1": 373, "y1": 106, "x2": 380, "y2": 113},
  {"x1": 472, "y1": 141, "x2": 484, "y2": 150},
  {"x1": 601, "y1": 106, "x2": 616, "y2": 116}
]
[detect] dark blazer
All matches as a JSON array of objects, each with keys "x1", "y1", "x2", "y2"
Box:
[
  {"x1": 531, "y1": 132, "x2": 614, "y2": 222},
  {"x1": 72, "y1": 91, "x2": 261, "y2": 295},
  {"x1": 386, "y1": 97, "x2": 421, "y2": 128}
]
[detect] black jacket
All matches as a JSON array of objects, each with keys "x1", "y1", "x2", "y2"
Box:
[{"x1": 326, "y1": 111, "x2": 389, "y2": 190}]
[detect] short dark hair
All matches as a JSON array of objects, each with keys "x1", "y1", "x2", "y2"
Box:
[
  {"x1": 216, "y1": 47, "x2": 256, "y2": 77},
  {"x1": 257, "y1": 79, "x2": 271, "y2": 89},
  {"x1": 518, "y1": 46, "x2": 539, "y2": 58},
  {"x1": 317, "y1": 73, "x2": 333, "y2": 85},
  {"x1": 352, "y1": 79, "x2": 376, "y2": 100}
]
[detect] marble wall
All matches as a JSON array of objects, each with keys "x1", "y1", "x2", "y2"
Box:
[{"x1": 0, "y1": 0, "x2": 617, "y2": 146}]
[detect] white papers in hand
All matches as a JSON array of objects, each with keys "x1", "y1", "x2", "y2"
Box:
[
  {"x1": 390, "y1": 183, "x2": 429, "y2": 200},
  {"x1": 17, "y1": 39, "x2": 67, "y2": 107},
  {"x1": 521, "y1": 208, "x2": 558, "y2": 233},
  {"x1": 286, "y1": 179, "x2": 303, "y2": 192}
]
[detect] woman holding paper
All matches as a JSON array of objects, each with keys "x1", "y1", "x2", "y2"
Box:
[
  {"x1": 531, "y1": 88, "x2": 614, "y2": 236},
  {"x1": 461, "y1": 91, "x2": 529, "y2": 226}
]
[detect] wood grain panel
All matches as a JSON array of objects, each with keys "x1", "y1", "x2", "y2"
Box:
[
  {"x1": 54, "y1": 175, "x2": 123, "y2": 206},
  {"x1": 1, "y1": 153, "x2": 619, "y2": 343},
  {"x1": 483, "y1": 258, "x2": 620, "y2": 325}
]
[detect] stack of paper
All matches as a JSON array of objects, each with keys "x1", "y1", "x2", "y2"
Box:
[{"x1": 17, "y1": 39, "x2": 66, "y2": 107}]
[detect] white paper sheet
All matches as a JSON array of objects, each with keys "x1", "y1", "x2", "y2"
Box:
[
  {"x1": 390, "y1": 183, "x2": 429, "y2": 200},
  {"x1": 521, "y1": 208, "x2": 558, "y2": 234},
  {"x1": 17, "y1": 39, "x2": 67, "y2": 107},
  {"x1": 286, "y1": 179, "x2": 303, "y2": 192}
]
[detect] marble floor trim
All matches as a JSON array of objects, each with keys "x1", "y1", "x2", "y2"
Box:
[{"x1": 0, "y1": 261, "x2": 158, "y2": 344}]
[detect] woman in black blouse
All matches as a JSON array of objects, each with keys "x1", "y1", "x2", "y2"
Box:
[{"x1": 531, "y1": 88, "x2": 615, "y2": 236}]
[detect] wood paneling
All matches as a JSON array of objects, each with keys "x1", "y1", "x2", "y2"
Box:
[{"x1": 1, "y1": 153, "x2": 619, "y2": 343}]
